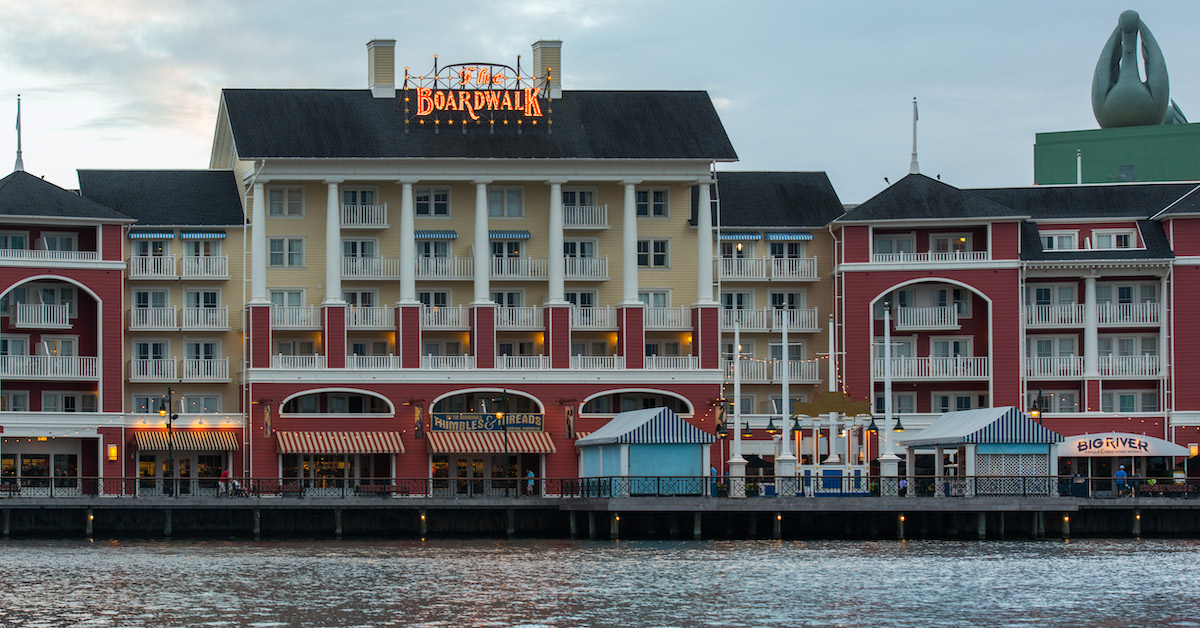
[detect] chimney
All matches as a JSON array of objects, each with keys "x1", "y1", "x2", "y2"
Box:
[
  {"x1": 531, "y1": 40, "x2": 562, "y2": 99},
  {"x1": 367, "y1": 39, "x2": 396, "y2": 98}
]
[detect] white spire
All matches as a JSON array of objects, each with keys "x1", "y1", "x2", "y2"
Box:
[
  {"x1": 908, "y1": 97, "x2": 919, "y2": 175},
  {"x1": 14, "y1": 94, "x2": 23, "y2": 173}
]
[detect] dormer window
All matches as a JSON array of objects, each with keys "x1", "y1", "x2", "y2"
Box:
[
  {"x1": 1093, "y1": 229, "x2": 1136, "y2": 250},
  {"x1": 1040, "y1": 231, "x2": 1077, "y2": 250}
]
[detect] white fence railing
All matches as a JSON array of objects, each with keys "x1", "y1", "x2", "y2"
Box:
[
  {"x1": 421, "y1": 306, "x2": 467, "y2": 329},
  {"x1": 129, "y1": 255, "x2": 176, "y2": 278},
  {"x1": 871, "y1": 356, "x2": 990, "y2": 379},
  {"x1": 1026, "y1": 356, "x2": 1084, "y2": 378},
  {"x1": 1098, "y1": 302, "x2": 1159, "y2": 325},
  {"x1": 571, "y1": 306, "x2": 615, "y2": 329},
  {"x1": 564, "y1": 256, "x2": 608, "y2": 280},
  {"x1": 130, "y1": 307, "x2": 176, "y2": 329},
  {"x1": 0, "y1": 355, "x2": 99, "y2": 378},
  {"x1": 181, "y1": 358, "x2": 229, "y2": 380},
  {"x1": 491, "y1": 257, "x2": 549, "y2": 279},
  {"x1": 10, "y1": 303, "x2": 70, "y2": 328},
  {"x1": 342, "y1": 256, "x2": 400, "y2": 279},
  {"x1": 721, "y1": 308, "x2": 772, "y2": 331},
  {"x1": 341, "y1": 203, "x2": 388, "y2": 228},
  {"x1": 0, "y1": 249, "x2": 98, "y2": 262},
  {"x1": 497, "y1": 306, "x2": 542, "y2": 328},
  {"x1": 271, "y1": 306, "x2": 320, "y2": 329},
  {"x1": 346, "y1": 355, "x2": 400, "y2": 369},
  {"x1": 895, "y1": 306, "x2": 958, "y2": 330},
  {"x1": 646, "y1": 307, "x2": 691, "y2": 329},
  {"x1": 346, "y1": 307, "x2": 393, "y2": 328},
  {"x1": 1026, "y1": 304, "x2": 1085, "y2": 327},
  {"x1": 271, "y1": 354, "x2": 327, "y2": 369},
  {"x1": 570, "y1": 355, "x2": 625, "y2": 370},
  {"x1": 497, "y1": 355, "x2": 550, "y2": 370},
  {"x1": 723, "y1": 358, "x2": 820, "y2": 382},
  {"x1": 179, "y1": 255, "x2": 229, "y2": 278},
  {"x1": 723, "y1": 358, "x2": 771, "y2": 383},
  {"x1": 130, "y1": 358, "x2": 176, "y2": 381},
  {"x1": 563, "y1": 204, "x2": 608, "y2": 228},
  {"x1": 181, "y1": 307, "x2": 229, "y2": 329},
  {"x1": 774, "y1": 308, "x2": 820, "y2": 332},
  {"x1": 770, "y1": 257, "x2": 818, "y2": 280},
  {"x1": 644, "y1": 355, "x2": 699, "y2": 370},
  {"x1": 872, "y1": 251, "x2": 990, "y2": 263},
  {"x1": 421, "y1": 355, "x2": 475, "y2": 370},
  {"x1": 1099, "y1": 355, "x2": 1161, "y2": 377},
  {"x1": 416, "y1": 257, "x2": 473, "y2": 280},
  {"x1": 719, "y1": 257, "x2": 767, "y2": 280}
]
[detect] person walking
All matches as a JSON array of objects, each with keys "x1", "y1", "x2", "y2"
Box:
[
  {"x1": 1115, "y1": 464, "x2": 1128, "y2": 497},
  {"x1": 219, "y1": 469, "x2": 230, "y2": 497}
]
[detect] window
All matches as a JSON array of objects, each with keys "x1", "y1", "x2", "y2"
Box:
[
  {"x1": 770, "y1": 291, "x2": 806, "y2": 310},
  {"x1": 770, "y1": 242, "x2": 805, "y2": 259},
  {"x1": 635, "y1": 189, "x2": 668, "y2": 217},
  {"x1": 39, "y1": 286, "x2": 76, "y2": 316},
  {"x1": 268, "y1": 238, "x2": 304, "y2": 267},
  {"x1": 770, "y1": 395, "x2": 810, "y2": 414},
  {"x1": 415, "y1": 187, "x2": 450, "y2": 216},
  {"x1": 1, "y1": 391, "x2": 29, "y2": 411},
  {"x1": 275, "y1": 340, "x2": 315, "y2": 355},
  {"x1": 185, "y1": 290, "x2": 219, "y2": 309},
  {"x1": 186, "y1": 341, "x2": 219, "y2": 361},
  {"x1": 637, "y1": 239, "x2": 669, "y2": 268},
  {"x1": 564, "y1": 291, "x2": 597, "y2": 308},
  {"x1": 874, "y1": 289, "x2": 913, "y2": 318},
  {"x1": 1096, "y1": 283, "x2": 1157, "y2": 305},
  {"x1": 873, "y1": 234, "x2": 914, "y2": 256},
  {"x1": 184, "y1": 239, "x2": 220, "y2": 257},
  {"x1": 932, "y1": 393, "x2": 986, "y2": 414},
  {"x1": 1039, "y1": 231, "x2": 1078, "y2": 250},
  {"x1": 342, "y1": 187, "x2": 377, "y2": 207},
  {"x1": 344, "y1": 290, "x2": 376, "y2": 307},
  {"x1": 562, "y1": 189, "x2": 596, "y2": 206},
  {"x1": 872, "y1": 338, "x2": 914, "y2": 359},
  {"x1": 1029, "y1": 284, "x2": 1077, "y2": 306},
  {"x1": 0, "y1": 335, "x2": 29, "y2": 356},
  {"x1": 1028, "y1": 391, "x2": 1079, "y2": 413},
  {"x1": 134, "y1": 240, "x2": 168, "y2": 257},
  {"x1": 269, "y1": 290, "x2": 303, "y2": 307},
  {"x1": 488, "y1": 188, "x2": 523, "y2": 217},
  {"x1": 721, "y1": 292, "x2": 752, "y2": 310},
  {"x1": 720, "y1": 242, "x2": 751, "y2": 259},
  {"x1": 491, "y1": 291, "x2": 522, "y2": 307},
  {"x1": 418, "y1": 291, "x2": 449, "y2": 308},
  {"x1": 645, "y1": 342, "x2": 680, "y2": 356},
  {"x1": 769, "y1": 342, "x2": 805, "y2": 360},
  {"x1": 268, "y1": 187, "x2": 304, "y2": 216},
  {"x1": 1118, "y1": 165, "x2": 1135, "y2": 181},
  {"x1": 931, "y1": 233, "x2": 971, "y2": 253},
  {"x1": 1101, "y1": 391, "x2": 1158, "y2": 413},
  {"x1": 40, "y1": 233, "x2": 77, "y2": 252},
  {"x1": 42, "y1": 392, "x2": 96, "y2": 413},
  {"x1": 638, "y1": 290, "x2": 669, "y2": 308},
  {"x1": 0, "y1": 231, "x2": 28, "y2": 250},
  {"x1": 722, "y1": 340, "x2": 754, "y2": 361},
  {"x1": 0, "y1": 286, "x2": 26, "y2": 312},
  {"x1": 417, "y1": 241, "x2": 450, "y2": 258},
  {"x1": 491, "y1": 241, "x2": 522, "y2": 258},
  {"x1": 343, "y1": 239, "x2": 377, "y2": 259},
  {"x1": 933, "y1": 288, "x2": 970, "y2": 316},
  {"x1": 1093, "y1": 229, "x2": 1136, "y2": 250},
  {"x1": 183, "y1": 395, "x2": 221, "y2": 414},
  {"x1": 874, "y1": 393, "x2": 916, "y2": 414},
  {"x1": 563, "y1": 241, "x2": 596, "y2": 259},
  {"x1": 931, "y1": 338, "x2": 972, "y2": 358},
  {"x1": 423, "y1": 340, "x2": 461, "y2": 357},
  {"x1": 134, "y1": 341, "x2": 168, "y2": 361},
  {"x1": 350, "y1": 340, "x2": 389, "y2": 356}
]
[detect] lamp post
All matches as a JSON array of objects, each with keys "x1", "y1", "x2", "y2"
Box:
[
  {"x1": 728, "y1": 321, "x2": 748, "y2": 498},
  {"x1": 879, "y1": 303, "x2": 901, "y2": 492},
  {"x1": 499, "y1": 389, "x2": 510, "y2": 497},
  {"x1": 158, "y1": 388, "x2": 178, "y2": 498}
]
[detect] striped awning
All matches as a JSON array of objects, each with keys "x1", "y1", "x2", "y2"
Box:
[
  {"x1": 128, "y1": 231, "x2": 175, "y2": 240},
  {"x1": 716, "y1": 232, "x2": 762, "y2": 241},
  {"x1": 575, "y1": 407, "x2": 717, "y2": 446},
  {"x1": 426, "y1": 431, "x2": 556, "y2": 454},
  {"x1": 181, "y1": 230, "x2": 227, "y2": 240},
  {"x1": 275, "y1": 431, "x2": 405, "y2": 454},
  {"x1": 765, "y1": 232, "x2": 813, "y2": 241},
  {"x1": 415, "y1": 230, "x2": 458, "y2": 240},
  {"x1": 899, "y1": 406, "x2": 1064, "y2": 448},
  {"x1": 134, "y1": 430, "x2": 239, "y2": 451},
  {"x1": 489, "y1": 230, "x2": 532, "y2": 240}
]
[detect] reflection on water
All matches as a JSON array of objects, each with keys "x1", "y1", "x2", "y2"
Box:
[{"x1": 0, "y1": 537, "x2": 1198, "y2": 627}]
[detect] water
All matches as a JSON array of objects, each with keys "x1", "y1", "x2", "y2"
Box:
[{"x1": 0, "y1": 538, "x2": 1197, "y2": 627}]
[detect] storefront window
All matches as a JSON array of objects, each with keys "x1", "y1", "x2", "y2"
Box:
[
  {"x1": 1, "y1": 454, "x2": 15, "y2": 483},
  {"x1": 22, "y1": 454, "x2": 49, "y2": 487},
  {"x1": 53, "y1": 454, "x2": 77, "y2": 488}
]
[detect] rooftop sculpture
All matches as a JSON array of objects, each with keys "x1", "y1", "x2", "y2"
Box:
[{"x1": 1092, "y1": 10, "x2": 1169, "y2": 128}]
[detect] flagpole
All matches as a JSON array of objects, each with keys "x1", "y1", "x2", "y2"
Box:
[{"x1": 14, "y1": 94, "x2": 24, "y2": 173}]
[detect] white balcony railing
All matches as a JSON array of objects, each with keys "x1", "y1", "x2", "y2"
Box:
[
  {"x1": 770, "y1": 257, "x2": 819, "y2": 280},
  {"x1": 129, "y1": 255, "x2": 176, "y2": 278},
  {"x1": 416, "y1": 257, "x2": 473, "y2": 280},
  {"x1": 342, "y1": 256, "x2": 400, "y2": 279},
  {"x1": 723, "y1": 358, "x2": 771, "y2": 383},
  {"x1": 0, "y1": 355, "x2": 99, "y2": 379},
  {"x1": 130, "y1": 358, "x2": 176, "y2": 381},
  {"x1": 563, "y1": 256, "x2": 609, "y2": 280},
  {"x1": 871, "y1": 356, "x2": 990, "y2": 379},
  {"x1": 179, "y1": 255, "x2": 229, "y2": 279},
  {"x1": 723, "y1": 308, "x2": 819, "y2": 332},
  {"x1": 10, "y1": 303, "x2": 70, "y2": 328},
  {"x1": 723, "y1": 358, "x2": 820, "y2": 383},
  {"x1": 773, "y1": 308, "x2": 820, "y2": 332},
  {"x1": 421, "y1": 306, "x2": 468, "y2": 329},
  {"x1": 341, "y1": 203, "x2": 388, "y2": 228},
  {"x1": 497, "y1": 355, "x2": 550, "y2": 370},
  {"x1": 872, "y1": 251, "x2": 990, "y2": 263},
  {"x1": 1099, "y1": 355, "x2": 1161, "y2": 377},
  {"x1": 271, "y1": 306, "x2": 320, "y2": 329},
  {"x1": 644, "y1": 355, "x2": 699, "y2": 370},
  {"x1": 346, "y1": 354, "x2": 400, "y2": 369},
  {"x1": 1026, "y1": 304, "x2": 1085, "y2": 327},
  {"x1": 130, "y1": 307, "x2": 177, "y2": 329},
  {"x1": 894, "y1": 306, "x2": 959, "y2": 331},
  {"x1": 718, "y1": 256, "x2": 820, "y2": 280},
  {"x1": 571, "y1": 306, "x2": 615, "y2": 329},
  {"x1": 346, "y1": 307, "x2": 394, "y2": 329},
  {"x1": 721, "y1": 308, "x2": 772, "y2": 331},
  {"x1": 421, "y1": 355, "x2": 475, "y2": 370},
  {"x1": 181, "y1": 358, "x2": 229, "y2": 381},
  {"x1": 718, "y1": 257, "x2": 767, "y2": 280},
  {"x1": 0, "y1": 249, "x2": 99, "y2": 263},
  {"x1": 1098, "y1": 302, "x2": 1160, "y2": 326},
  {"x1": 181, "y1": 307, "x2": 229, "y2": 329},
  {"x1": 491, "y1": 257, "x2": 548, "y2": 280},
  {"x1": 496, "y1": 306, "x2": 542, "y2": 329},
  {"x1": 271, "y1": 354, "x2": 327, "y2": 369},
  {"x1": 1025, "y1": 356, "x2": 1084, "y2": 378},
  {"x1": 563, "y1": 204, "x2": 608, "y2": 229},
  {"x1": 570, "y1": 355, "x2": 625, "y2": 370},
  {"x1": 646, "y1": 307, "x2": 691, "y2": 329}
]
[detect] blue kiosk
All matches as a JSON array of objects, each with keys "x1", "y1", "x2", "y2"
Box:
[{"x1": 575, "y1": 407, "x2": 717, "y2": 496}]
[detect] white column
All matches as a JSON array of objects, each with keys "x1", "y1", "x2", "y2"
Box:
[
  {"x1": 695, "y1": 177, "x2": 716, "y2": 305},
  {"x1": 1159, "y1": 274, "x2": 1169, "y2": 376},
  {"x1": 250, "y1": 181, "x2": 268, "y2": 304},
  {"x1": 547, "y1": 179, "x2": 567, "y2": 305},
  {"x1": 473, "y1": 180, "x2": 493, "y2": 304},
  {"x1": 728, "y1": 321, "x2": 747, "y2": 498},
  {"x1": 398, "y1": 179, "x2": 418, "y2": 305},
  {"x1": 323, "y1": 180, "x2": 345, "y2": 305},
  {"x1": 880, "y1": 302, "x2": 900, "y2": 486},
  {"x1": 1084, "y1": 274, "x2": 1099, "y2": 377},
  {"x1": 621, "y1": 180, "x2": 641, "y2": 304}
]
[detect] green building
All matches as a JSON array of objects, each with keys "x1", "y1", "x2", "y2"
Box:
[{"x1": 1034, "y1": 124, "x2": 1200, "y2": 185}]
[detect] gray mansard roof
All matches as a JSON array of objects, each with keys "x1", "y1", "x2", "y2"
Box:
[
  {"x1": 969, "y1": 183, "x2": 1200, "y2": 220},
  {"x1": 837, "y1": 174, "x2": 1026, "y2": 223},
  {"x1": 77, "y1": 170, "x2": 245, "y2": 226},
  {"x1": 694, "y1": 171, "x2": 845, "y2": 227},
  {"x1": 221, "y1": 89, "x2": 738, "y2": 161},
  {"x1": 0, "y1": 170, "x2": 130, "y2": 221}
]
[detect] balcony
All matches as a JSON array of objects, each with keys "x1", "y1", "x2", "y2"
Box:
[
  {"x1": 1026, "y1": 304, "x2": 1085, "y2": 327},
  {"x1": 341, "y1": 203, "x2": 388, "y2": 229},
  {"x1": 346, "y1": 307, "x2": 394, "y2": 329},
  {"x1": 563, "y1": 256, "x2": 609, "y2": 280},
  {"x1": 0, "y1": 249, "x2": 99, "y2": 263},
  {"x1": 491, "y1": 257, "x2": 548, "y2": 280},
  {"x1": 271, "y1": 354, "x2": 327, "y2": 369},
  {"x1": 416, "y1": 257, "x2": 473, "y2": 280},
  {"x1": 721, "y1": 308, "x2": 821, "y2": 332},
  {"x1": 719, "y1": 256, "x2": 819, "y2": 281},
  {"x1": 0, "y1": 355, "x2": 99, "y2": 379},
  {"x1": 1099, "y1": 355, "x2": 1161, "y2": 378},
  {"x1": 571, "y1": 306, "x2": 615, "y2": 329},
  {"x1": 497, "y1": 355, "x2": 550, "y2": 369},
  {"x1": 271, "y1": 306, "x2": 320, "y2": 329},
  {"x1": 871, "y1": 356, "x2": 990, "y2": 380},
  {"x1": 894, "y1": 306, "x2": 959, "y2": 331},
  {"x1": 774, "y1": 308, "x2": 820, "y2": 332},
  {"x1": 130, "y1": 358, "x2": 177, "y2": 382},
  {"x1": 496, "y1": 306, "x2": 542, "y2": 329},
  {"x1": 130, "y1": 307, "x2": 177, "y2": 330},
  {"x1": 872, "y1": 251, "x2": 989, "y2": 263},
  {"x1": 646, "y1": 307, "x2": 691, "y2": 330},
  {"x1": 129, "y1": 255, "x2": 176, "y2": 279},
  {"x1": 723, "y1": 358, "x2": 822, "y2": 383},
  {"x1": 1026, "y1": 356, "x2": 1084, "y2": 378},
  {"x1": 421, "y1": 306, "x2": 468, "y2": 329},
  {"x1": 563, "y1": 204, "x2": 608, "y2": 229},
  {"x1": 1098, "y1": 303, "x2": 1159, "y2": 326},
  {"x1": 645, "y1": 355, "x2": 699, "y2": 370},
  {"x1": 179, "y1": 255, "x2": 229, "y2": 279},
  {"x1": 570, "y1": 355, "x2": 625, "y2": 369},
  {"x1": 421, "y1": 355, "x2": 475, "y2": 369},
  {"x1": 180, "y1": 358, "x2": 230, "y2": 381},
  {"x1": 346, "y1": 354, "x2": 400, "y2": 369},
  {"x1": 342, "y1": 256, "x2": 400, "y2": 279},
  {"x1": 9, "y1": 304, "x2": 70, "y2": 329},
  {"x1": 181, "y1": 307, "x2": 229, "y2": 330}
]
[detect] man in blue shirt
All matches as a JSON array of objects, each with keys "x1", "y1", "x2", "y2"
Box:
[{"x1": 1115, "y1": 465, "x2": 1128, "y2": 496}]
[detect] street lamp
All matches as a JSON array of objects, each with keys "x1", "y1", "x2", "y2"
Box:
[
  {"x1": 158, "y1": 388, "x2": 178, "y2": 498},
  {"x1": 1030, "y1": 388, "x2": 1044, "y2": 425}
]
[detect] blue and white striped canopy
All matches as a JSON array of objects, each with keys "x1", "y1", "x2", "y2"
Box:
[
  {"x1": 181, "y1": 230, "x2": 227, "y2": 240},
  {"x1": 415, "y1": 230, "x2": 458, "y2": 240},
  {"x1": 128, "y1": 231, "x2": 175, "y2": 239},
  {"x1": 489, "y1": 230, "x2": 531, "y2": 240},
  {"x1": 575, "y1": 407, "x2": 717, "y2": 446},
  {"x1": 765, "y1": 232, "x2": 813, "y2": 241},
  {"x1": 715, "y1": 232, "x2": 761, "y2": 241},
  {"x1": 899, "y1": 406, "x2": 1064, "y2": 447}
]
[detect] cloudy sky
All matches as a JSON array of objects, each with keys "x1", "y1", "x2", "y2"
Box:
[{"x1": 0, "y1": 0, "x2": 1197, "y2": 204}]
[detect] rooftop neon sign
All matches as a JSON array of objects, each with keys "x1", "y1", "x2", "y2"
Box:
[{"x1": 402, "y1": 58, "x2": 551, "y2": 129}]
